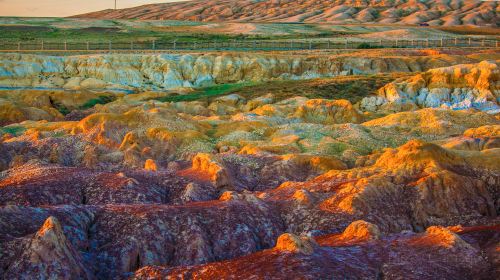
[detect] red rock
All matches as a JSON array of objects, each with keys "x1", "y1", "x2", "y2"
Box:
[{"x1": 3, "y1": 216, "x2": 93, "y2": 280}]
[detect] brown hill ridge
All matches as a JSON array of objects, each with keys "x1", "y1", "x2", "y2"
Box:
[{"x1": 72, "y1": 0, "x2": 499, "y2": 26}]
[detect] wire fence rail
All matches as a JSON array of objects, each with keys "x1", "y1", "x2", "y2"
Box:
[{"x1": 0, "y1": 38, "x2": 498, "y2": 51}]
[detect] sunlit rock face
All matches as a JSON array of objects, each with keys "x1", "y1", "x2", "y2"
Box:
[
  {"x1": 360, "y1": 61, "x2": 500, "y2": 113},
  {"x1": 132, "y1": 224, "x2": 496, "y2": 280},
  {"x1": 2, "y1": 216, "x2": 94, "y2": 280},
  {"x1": 260, "y1": 139, "x2": 500, "y2": 234}
]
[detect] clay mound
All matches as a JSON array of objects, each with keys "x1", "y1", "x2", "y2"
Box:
[
  {"x1": 190, "y1": 153, "x2": 231, "y2": 189},
  {"x1": 440, "y1": 124, "x2": 500, "y2": 151},
  {"x1": 464, "y1": 125, "x2": 500, "y2": 138},
  {"x1": 275, "y1": 233, "x2": 317, "y2": 255},
  {"x1": 0, "y1": 163, "x2": 219, "y2": 206},
  {"x1": 72, "y1": 0, "x2": 498, "y2": 26},
  {"x1": 341, "y1": 220, "x2": 381, "y2": 240},
  {"x1": 3, "y1": 216, "x2": 92, "y2": 279},
  {"x1": 272, "y1": 139, "x2": 500, "y2": 232},
  {"x1": 132, "y1": 225, "x2": 493, "y2": 280},
  {"x1": 361, "y1": 108, "x2": 499, "y2": 151},
  {"x1": 293, "y1": 99, "x2": 364, "y2": 124},
  {"x1": 372, "y1": 139, "x2": 461, "y2": 170},
  {"x1": 422, "y1": 226, "x2": 476, "y2": 250}
]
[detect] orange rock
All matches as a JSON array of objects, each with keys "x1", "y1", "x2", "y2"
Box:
[
  {"x1": 292, "y1": 189, "x2": 313, "y2": 205},
  {"x1": 3, "y1": 216, "x2": 92, "y2": 279},
  {"x1": 341, "y1": 220, "x2": 381, "y2": 241},
  {"x1": 275, "y1": 233, "x2": 317, "y2": 255},
  {"x1": 144, "y1": 159, "x2": 157, "y2": 172},
  {"x1": 192, "y1": 153, "x2": 231, "y2": 189},
  {"x1": 294, "y1": 99, "x2": 364, "y2": 124}
]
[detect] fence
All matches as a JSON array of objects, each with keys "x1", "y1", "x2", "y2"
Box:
[{"x1": 0, "y1": 38, "x2": 498, "y2": 51}]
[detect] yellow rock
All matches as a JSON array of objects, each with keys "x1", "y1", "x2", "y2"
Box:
[{"x1": 464, "y1": 125, "x2": 500, "y2": 138}]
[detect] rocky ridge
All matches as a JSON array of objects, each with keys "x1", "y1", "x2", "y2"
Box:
[
  {"x1": 0, "y1": 51, "x2": 492, "y2": 92},
  {"x1": 74, "y1": 0, "x2": 499, "y2": 26},
  {"x1": 361, "y1": 60, "x2": 500, "y2": 113}
]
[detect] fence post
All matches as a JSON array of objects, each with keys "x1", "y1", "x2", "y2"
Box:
[
  {"x1": 468, "y1": 38, "x2": 471, "y2": 46},
  {"x1": 395, "y1": 39, "x2": 398, "y2": 47},
  {"x1": 152, "y1": 40, "x2": 156, "y2": 50},
  {"x1": 64, "y1": 40, "x2": 67, "y2": 51},
  {"x1": 41, "y1": 40, "x2": 44, "y2": 51},
  {"x1": 17, "y1": 42, "x2": 21, "y2": 51}
]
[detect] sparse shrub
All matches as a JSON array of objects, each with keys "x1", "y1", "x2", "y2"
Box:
[
  {"x1": 80, "y1": 95, "x2": 116, "y2": 110},
  {"x1": 357, "y1": 43, "x2": 377, "y2": 49},
  {"x1": 0, "y1": 126, "x2": 26, "y2": 136},
  {"x1": 157, "y1": 83, "x2": 254, "y2": 103},
  {"x1": 325, "y1": 142, "x2": 348, "y2": 155},
  {"x1": 54, "y1": 102, "x2": 70, "y2": 115}
]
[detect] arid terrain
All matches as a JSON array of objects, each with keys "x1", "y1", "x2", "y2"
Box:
[
  {"x1": 0, "y1": 47, "x2": 499, "y2": 279},
  {"x1": 0, "y1": 0, "x2": 500, "y2": 279},
  {"x1": 75, "y1": 0, "x2": 498, "y2": 26}
]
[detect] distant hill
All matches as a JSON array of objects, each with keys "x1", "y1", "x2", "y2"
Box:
[{"x1": 72, "y1": 0, "x2": 498, "y2": 26}]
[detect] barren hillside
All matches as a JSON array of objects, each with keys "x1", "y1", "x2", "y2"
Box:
[{"x1": 73, "y1": 0, "x2": 499, "y2": 26}]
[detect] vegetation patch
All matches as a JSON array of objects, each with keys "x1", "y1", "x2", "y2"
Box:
[
  {"x1": 324, "y1": 142, "x2": 349, "y2": 155},
  {"x1": 156, "y1": 83, "x2": 256, "y2": 103},
  {"x1": 357, "y1": 43, "x2": 381, "y2": 49},
  {"x1": 0, "y1": 125, "x2": 26, "y2": 136},
  {"x1": 80, "y1": 95, "x2": 117, "y2": 110},
  {"x1": 54, "y1": 103, "x2": 70, "y2": 115},
  {"x1": 223, "y1": 73, "x2": 413, "y2": 104}
]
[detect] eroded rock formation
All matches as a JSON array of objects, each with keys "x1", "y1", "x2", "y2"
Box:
[
  {"x1": 1, "y1": 51, "x2": 499, "y2": 279},
  {"x1": 0, "y1": 52, "x2": 492, "y2": 91},
  {"x1": 361, "y1": 61, "x2": 500, "y2": 113}
]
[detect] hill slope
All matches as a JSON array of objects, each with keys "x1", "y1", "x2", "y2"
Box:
[{"x1": 72, "y1": 0, "x2": 499, "y2": 26}]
